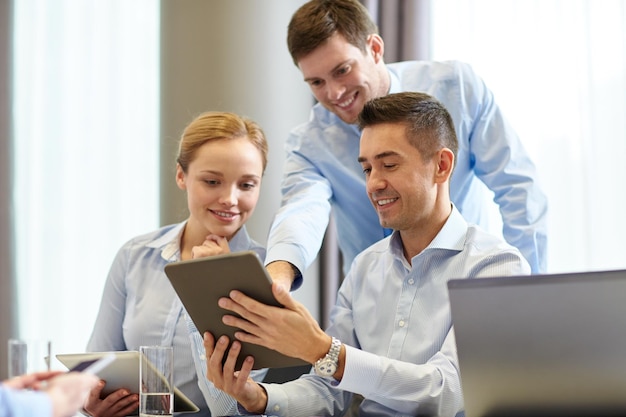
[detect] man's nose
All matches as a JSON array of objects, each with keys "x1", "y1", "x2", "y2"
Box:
[
  {"x1": 366, "y1": 169, "x2": 386, "y2": 193},
  {"x1": 327, "y1": 80, "x2": 346, "y2": 101}
]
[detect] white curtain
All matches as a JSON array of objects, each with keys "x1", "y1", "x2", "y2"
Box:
[
  {"x1": 432, "y1": 0, "x2": 626, "y2": 273},
  {"x1": 12, "y1": 0, "x2": 160, "y2": 363}
]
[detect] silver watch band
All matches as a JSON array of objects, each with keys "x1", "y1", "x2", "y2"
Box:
[{"x1": 327, "y1": 336, "x2": 341, "y2": 360}]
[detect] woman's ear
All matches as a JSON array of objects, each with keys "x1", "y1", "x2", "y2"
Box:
[
  {"x1": 175, "y1": 163, "x2": 187, "y2": 190},
  {"x1": 435, "y1": 148, "x2": 455, "y2": 183}
]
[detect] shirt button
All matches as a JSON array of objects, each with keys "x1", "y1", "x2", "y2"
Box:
[
  {"x1": 399, "y1": 320, "x2": 405, "y2": 327},
  {"x1": 408, "y1": 278, "x2": 415, "y2": 285},
  {"x1": 199, "y1": 354, "x2": 206, "y2": 361},
  {"x1": 273, "y1": 405, "x2": 280, "y2": 412}
]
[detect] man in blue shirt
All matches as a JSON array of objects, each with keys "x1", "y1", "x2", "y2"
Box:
[
  {"x1": 199, "y1": 92, "x2": 531, "y2": 417},
  {"x1": 266, "y1": 0, "x2": 547, "y2": 290},
  {"x1": 1, "y1": 371, "x2": 97, "y2": 417}
]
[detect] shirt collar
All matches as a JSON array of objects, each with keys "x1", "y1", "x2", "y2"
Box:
[
  {"x1": 144, "y1": 222, "x2": 253, "y2": 262},
  {"x1": 387, "y1": 204, "x2": 468, "y2": 260},
  {"x1": 427, "y1": 205, "x2": 467, "y2": 252},
  {"x1": 147, "y1": 222, "x2": 186, "y2": 261},
  {"x1": 227, "y1": 226, "x2": 253, "y2": 252},
  {"x1": 388, "y1": 67, "x2": 402, "y2": 95}
]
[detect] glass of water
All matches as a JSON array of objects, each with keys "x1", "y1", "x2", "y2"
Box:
[
  {"x1": 7, "y1": 339, "x2": 51, "y2": 378},
  {"x1": 139, "y1": 345, "x2": 173, "y2": 417}
]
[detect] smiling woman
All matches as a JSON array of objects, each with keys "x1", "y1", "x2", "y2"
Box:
[
  {"x1": 10, "y1": 0, "x2": 160, "y2": 360},
  {"x1": 85, "y1": 111, "x2": 270, "y2": 416},
  {"x1": 174, "y1": 112, "x2": 268, "y2": 260}
]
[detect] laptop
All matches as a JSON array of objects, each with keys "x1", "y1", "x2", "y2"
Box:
[{"x1": 447, "y1": 269, "x2": 626, "y2": 417}]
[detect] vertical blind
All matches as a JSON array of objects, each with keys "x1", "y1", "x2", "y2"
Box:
[
  {"x1": 12, "y1": 0, "x2": 160, "y2": 360},
  {"x1": 432, "y1": 0, "x2": 626, "y2": 273}
]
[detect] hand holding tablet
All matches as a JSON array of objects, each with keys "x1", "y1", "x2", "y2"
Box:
[{"x1": 164, "y1": 251, "x2": 307, "y2": 370}]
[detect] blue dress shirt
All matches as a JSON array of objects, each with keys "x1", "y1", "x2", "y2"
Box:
[
  {"x1": 260, "y1": 206, "x2": 531, "y2": 417},
  {"x1": 87, "y1": 222, "x2": 266, "y2": 416},
  {"x1": 0, "y1": 386, "x2": 51, "y2": 417},
  {"x1": 265, "y1": 60, "x2": 548, "y2": 276}
]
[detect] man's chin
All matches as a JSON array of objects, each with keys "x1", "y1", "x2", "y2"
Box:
[
  {"x1": 336, "y1": 110, "x2": 359, "y2": 125},
  {"x1": 378, "y1": 218, "x2": 392, "y2": 229},
  {"x1": 323, "y1": 103, "x2": 360, "y2": 124}
]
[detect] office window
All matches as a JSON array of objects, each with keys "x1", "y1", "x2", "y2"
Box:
[
  {"x1": 432, "y1": 0, "x2": 626, "y2": 273},
  {"x1": 12, "y1": 0, "x2": 160, "y2": 359}
]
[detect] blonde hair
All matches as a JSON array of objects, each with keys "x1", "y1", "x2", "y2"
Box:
[{"x1": 177, "y1": 111, "x2": 268, "y2": 173}]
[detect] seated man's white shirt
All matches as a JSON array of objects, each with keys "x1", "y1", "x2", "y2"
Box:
[{"x1": 262, "y1": 206, "x2": 531, "y2": 417}]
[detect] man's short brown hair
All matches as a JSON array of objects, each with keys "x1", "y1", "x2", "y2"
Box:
[{"x1": 287, "y1": 0, "x2": 378, "y2": 65}]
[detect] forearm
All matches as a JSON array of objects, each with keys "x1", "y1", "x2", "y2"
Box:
[
  {"x1": 265, "y1": 261, "x2": 301, "y2": 291},
  {"x1": 265, "y1": 164, "x2": 333, "y2": 276},
  {"x1": 237, "y1": 383, "x2": 269, "y2": 415}
]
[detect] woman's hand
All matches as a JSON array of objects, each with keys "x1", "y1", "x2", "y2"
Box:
[
  {"x1": 191, "y1": 234, "x2": 230, "y2": 259},
  {"x1": 82, "y1": 382, "x2": 139, "y2": 417}
]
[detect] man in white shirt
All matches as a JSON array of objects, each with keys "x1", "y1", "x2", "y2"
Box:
[{"x1": 198, "y1": 92, "x2": 531, "y2": 417}]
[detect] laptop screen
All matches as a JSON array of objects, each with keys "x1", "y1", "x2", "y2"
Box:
[{"x1": 448, "y1": 269, "x2": 626, "y2": 417}]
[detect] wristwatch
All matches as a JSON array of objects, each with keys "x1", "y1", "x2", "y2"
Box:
[{"x1": 314, "y1": 336, "x2": 341, "y2": 377}]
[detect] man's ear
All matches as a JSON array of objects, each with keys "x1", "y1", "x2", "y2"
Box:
[
  {"x1": 367, "y1": 34, "x2": 385, "y2": 63},
  {"x1": 175, "y1": 163, "x2": 187, "y2": 190},
  {"x1": 435, "y1": 148, "x2": 455, "y2": 183}
]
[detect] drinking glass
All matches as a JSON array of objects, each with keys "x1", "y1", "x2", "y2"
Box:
[
  {"x1": 7, "y1": 339, "x2": 51, "y2": 378},
  {"x1": 139, "y1": 346, "x2": 173, "y2": 417}
]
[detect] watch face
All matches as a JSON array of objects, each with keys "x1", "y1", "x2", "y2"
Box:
[
  {"x1": 316, "y1": 359, "x2": 337, "y2": 376},
  {"x1": 315, "y1": 337, "x2": 341, "y2": 377}
]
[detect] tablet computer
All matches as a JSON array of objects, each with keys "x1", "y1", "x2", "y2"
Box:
[
  {"x1": 164, "y1": 251, "x2": 308, "y2": 370},
  {"x1": 56, "y1": 351, "x2": 199, "y2": 414}
]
